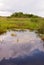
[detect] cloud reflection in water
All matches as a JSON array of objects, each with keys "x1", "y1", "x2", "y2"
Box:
[{"x1": 0, "y1": 30, "x2": 44, "y2": 65}]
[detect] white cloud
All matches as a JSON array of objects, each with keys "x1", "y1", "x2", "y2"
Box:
[
  {"x1": 0, "y1": 3, "x2": 3, "y2": 6},
  {"x1": 0, "y1": 11, "x2": 12, "y2": 16},
  {"x1": 0, "y1": 0, "x2": 44, "y2": 17}
]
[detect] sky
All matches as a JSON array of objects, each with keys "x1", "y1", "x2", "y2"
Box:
[{"x1": 0, "y1": 0, "x2": 44, "y2": 17}]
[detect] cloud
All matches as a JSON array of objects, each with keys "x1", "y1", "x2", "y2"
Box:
[
  {"x1": 0, "y1": 3, "x2": 3, "y2": 6},
  {"x1": 0, "y1": 11, "x2": 12, "y2": 16},
  {"x1": 0, "y1": 0, "x2": 44, "y2": 17}
]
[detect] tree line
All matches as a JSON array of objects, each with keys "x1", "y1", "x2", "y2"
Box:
[{"x1": 10, "y1": 12, "x2": 38, "y2": 18}]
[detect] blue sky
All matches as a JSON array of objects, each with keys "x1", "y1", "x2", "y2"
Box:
[{"x1": 0, "y1": 0, "x2": 44, "y2": 17}]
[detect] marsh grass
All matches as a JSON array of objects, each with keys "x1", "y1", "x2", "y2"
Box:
[
  {"x1": 0, "y1": 16, "x2": 44, "y2": 35},
  {"x1": 11, "y1": 33, "x2": 17, "y2": 37}
]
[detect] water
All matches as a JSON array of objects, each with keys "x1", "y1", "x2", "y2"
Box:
[{"x1": 0, "y1": 30, "x2": 44, "y2": 65}]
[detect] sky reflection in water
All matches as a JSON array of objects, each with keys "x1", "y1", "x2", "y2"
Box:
[{"x1": 0, "y1": 30, "x2": 44, "y2": 65}]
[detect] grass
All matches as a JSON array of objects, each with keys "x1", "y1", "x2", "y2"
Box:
[
  {"x1": 11, "y1": 33, "x2": 17, "y2": 37},
  {"x1": 0, "y1": 16, "x2": 44, "y2": 36}
]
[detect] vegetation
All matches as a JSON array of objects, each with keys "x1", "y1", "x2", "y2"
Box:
[
  {"x1": 0, "y1": 12, "x2": 44, "y2": 37},
  {"x1": 39, "y1": 34, "x2": 44, "y2": 41},
  {"x1": 11, "y1": 33, "x2": 17, "y2": 37},
  {"x1": 10, "y1": 12, "x2": 39, "y2": 18}
]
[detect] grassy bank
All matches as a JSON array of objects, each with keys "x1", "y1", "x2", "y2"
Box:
[{"x1": 0, "y1": 12, "x2": 44, "y2": 36}]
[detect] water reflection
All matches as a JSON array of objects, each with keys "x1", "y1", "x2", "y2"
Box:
[{"x1": 0, "y1": 30, "x2": 44, "y2": 65}]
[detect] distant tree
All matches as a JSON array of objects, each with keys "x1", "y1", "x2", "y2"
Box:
[
  {"x1": 11, "y1": 12, "x2": 39, "y2": 18},
  {"x1": 11, "y1": 12, "x2": 23, "y2": 17}
]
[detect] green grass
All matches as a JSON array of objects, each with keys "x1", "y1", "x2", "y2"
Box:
[{"x1": 0, "y1": 16, "x2": 44, "y2": 35}]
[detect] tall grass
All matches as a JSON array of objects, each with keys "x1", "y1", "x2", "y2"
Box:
[{"x1": 0, "y1": 16, "x2": 44, "y2": 35}]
